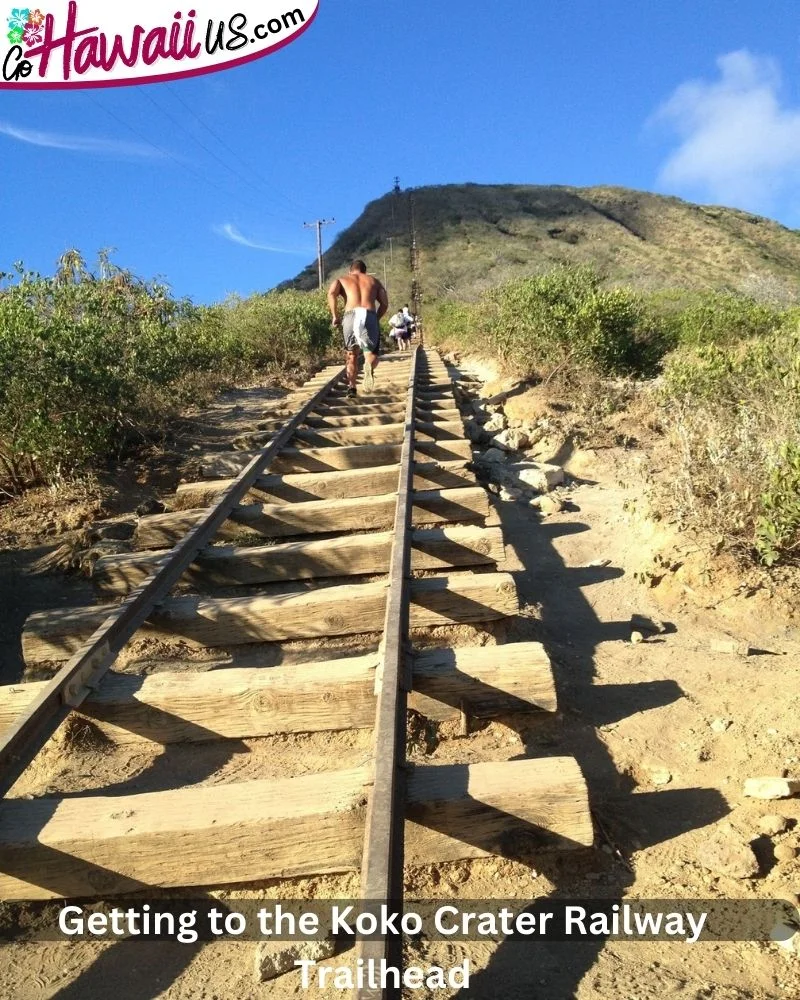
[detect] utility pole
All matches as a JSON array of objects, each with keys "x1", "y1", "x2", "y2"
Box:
[
  {"x1": 386, "y1": 236, "x2": 395, "y2": 263},
  {"x1": 391, "y1": 176, "x2": 401, "y2": 226},
  {"x1": 303, "y1": 218, "x2": 335, "y2": 289}
]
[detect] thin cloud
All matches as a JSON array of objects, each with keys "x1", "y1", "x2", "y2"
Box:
[
  {"x1": 651, "y1": 50, "x2": 800, "y2": 210},
  {"x1": 0, "y1": 121, "x2": 161, "y2": 158},
  {"x1": 214, "y1": 223, "x2": 308, "y2": 254}
]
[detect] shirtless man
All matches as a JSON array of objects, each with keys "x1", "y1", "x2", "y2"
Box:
[{"x1": 327, "y1": 259, "x2": 389, "y2": 396}]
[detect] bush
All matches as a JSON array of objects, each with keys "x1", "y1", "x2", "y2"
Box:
[
  {"x1": 205, "y1": 289, "x2": 332, "y2": 369},
  {"x1": 659, "y1": 325, "x2": 800, "y2": 566},
  {"x1": 756, "y1": 443, "x2": 800, "y2": 567},
  {"x1": 427, "y1": 265, "x2": 663, "y2": 379},
  {"x1": 0, "y1": 253, "x2": 333, "y2": 492},
  {"x1": 648, "y1": 289, "x2": 784, "y2": 349}
]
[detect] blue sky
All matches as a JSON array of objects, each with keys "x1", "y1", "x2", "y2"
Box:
[{"x1": 2, "y1": 0, "x2": 800, "y2": 302}]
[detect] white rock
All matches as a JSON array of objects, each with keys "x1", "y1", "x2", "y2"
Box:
[
  {"x1": 254, "y1": 937, "x2": 336, "y2": 983},
  {"x1": 758, "y1": 814, "x2": 789, "y2": 836},
  {"x1": 533, "y1": 495, "x2": 565, "y2": 516},
  {"x1": 500, "y1": 486, "x2": 523, "y2": 502},
  {"x1": 504, "y1": 462, "x2": 565, "y2": 493},
  {"x1": 492, "y1": 429, "x2": 530, "y2": 452},
  {"x1": 744, "y1": 777, "x2": 800, "y2": 800},
  {"x1": 483, "y1": 413, "x2": 507, "y2": 434},
  {"x1": 710, "y1": 718, "x2": 732, "y2": 734}
]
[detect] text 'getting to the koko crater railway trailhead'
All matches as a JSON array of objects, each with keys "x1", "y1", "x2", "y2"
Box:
[{"x1": 1, "y1": 0, "x2": 318, "y2": 88}]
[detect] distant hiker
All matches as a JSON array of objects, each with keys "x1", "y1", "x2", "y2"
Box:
[
  {"x1": 389, "y1": 310, "x2": 409, "y2": 352},
  {"x1": 328, "y1": 260, "x2": 389, "y2": 397},
  {"x1": 402, "y1": 305, "x2": 416, "y2": 336}
]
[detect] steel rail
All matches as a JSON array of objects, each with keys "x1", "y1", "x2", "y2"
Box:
[
  {"x1": 355, "y1": 345, "x2": 420, "y2": 1000},
  {"x1": 0, "y1": 367, "x2": 345, "y2": 799}
]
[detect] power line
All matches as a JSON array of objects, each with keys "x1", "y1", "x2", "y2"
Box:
[
  {"x1": 139, "y1": 88, "x2": 296, "y2": 224},
  {"x1": 167, "y1": 87, "x2": 311, "y2": 217},
  {"x1": 87, "y1": 93, "x2": 235, "y2": 201}
]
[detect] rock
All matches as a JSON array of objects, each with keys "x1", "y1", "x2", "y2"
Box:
[
  {"x1": 744, "y1": 778, "x2": 800, "y2": 800},
  {"x1": 758, "y1": 815, "x2": 789, "y2": 836},
  {"x1": 504, "y1": 462, "x2": 564, "y2": 493},
  {"x1": 710, "y1": 638, "x2": 753, "y2": 656},
  {"x1": 471, "y1": 402, "x2": 490, "y2": 424},
  {"x1": 254, "y1": 937, "x2": 336, "y2": 983},
  {"x1": 483, "y1": 413, "x2": 507, "y2": 434},
  {"x1": 647, "y1": 765, "x2": 672, "y2": 786},
  {"x1": 464, "y1": 419, "x2": 487, "y2": 444},
  {"x1": 631, "y1": 631, "x2": 644, "y2": 645},
  {"x1": 90, "y1": 519, "x2": 137, "y2": 542},
  {"x1": 477, "y1": 448, "x2": 508, "y2": 466},
  {"x1": 630, "y1": 614, "x2": 666, "y2": 634},
  {"x1": 696, "y1": 827, "x2": 760, "y2": 879},
  {"x1": 533, "y1": 496, "x2": 565, "y2": 516},
  {"x1": 711, "y1": 718, "x2": 733, "y2": 734},
  {"x1": 492, "y1": 429, "x2": 531, "y2": 453},
  {"x1": 135, "y1": 498, "x2": 166, "y2": 517},
  {"x1": 774, "y1": 843, "x2": 798, "y2": 863},
  {"x1": 500, "y1": 486, "x2": 524, "y2": 502}
]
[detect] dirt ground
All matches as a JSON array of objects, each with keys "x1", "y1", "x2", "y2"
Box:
[{"x1": 0, "y1": 359, "x2": 798, "y2": 999}]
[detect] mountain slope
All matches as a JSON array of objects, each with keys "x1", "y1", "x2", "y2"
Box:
[{"x1": 283, "y1": 184, "x2": 800, "y2": 302}]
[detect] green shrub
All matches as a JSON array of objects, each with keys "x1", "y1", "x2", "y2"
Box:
[
  {"x1": 646, "y1": 289, "x2": 784, "y2": 349},
  {"x1": 207, "y1": 290, "x2": 333, "y2": 369},
  {"x1": 428, "y1": 265, "x2": 667, "y2": 379},
  {"x1": 659, "y1": 327, "x2": 800, "y2": 566},
  {"x1": 0, "y1": 253, "x2": 333, "y2": 492},
  {"x1": 756, "y1": 443, "x2": 800, "y2": 567}
]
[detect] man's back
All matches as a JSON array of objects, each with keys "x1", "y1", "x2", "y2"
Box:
[{"x1": 338, "y1": 272, "x2": 383, "y2": 310}]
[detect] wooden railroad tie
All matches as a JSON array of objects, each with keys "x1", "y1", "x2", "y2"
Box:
[
  {"x1": 0, "y1": 758, "x2": 592, "y2": 902},
  {"x1": 22, "y1": 573, "x2": 521, "y2": 664},
  {"x1": 0, "y1": 643, "x2": 557, "y2": 745}
]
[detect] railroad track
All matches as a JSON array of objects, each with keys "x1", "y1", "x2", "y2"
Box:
[{"x1": 0, "y1": 347, "x2": 593, "y2": 997}]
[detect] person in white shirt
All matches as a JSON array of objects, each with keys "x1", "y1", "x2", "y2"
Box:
[{"x1": 388, "y1": 310, "x2": 409, "y2": 352}]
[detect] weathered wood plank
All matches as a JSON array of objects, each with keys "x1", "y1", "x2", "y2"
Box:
[
  {"x1": 301, "y1": 409, "x2": 462, "y2": 429},
  {"x1": 405, "y1": 757, "x2": 593, "y2": 862},
  {"x1": 0, "y1": 643, "x2": 554, "y2": 743},
  {"x1": 412, "y1": 642, "x2": 556, "y2": 718},
  {"x1": 200, "y1": 440, "x2": 472, "y2": 478},
  {"x1": 135, "y1": 487, "x2": 490, "y2": 550},
  {"x1": 173, "y1": 461, "x2": 476, "y2": 509},
  {"x1": 94, "y1": 526, "x2": 505, "y2": 596},
  {"x1": 317, "y1": 398, "x2": 455, "y2": 415},
  {"x1": 0, "y1": 758, "x2": 591, "y2": 900},
  {"x1": 22, "y1": 573, "x2": 519, "y2": 663}
]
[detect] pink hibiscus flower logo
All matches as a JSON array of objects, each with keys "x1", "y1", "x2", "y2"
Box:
[{"x1": 23, "y1": 19, "x2": 41, "y2": 44}]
